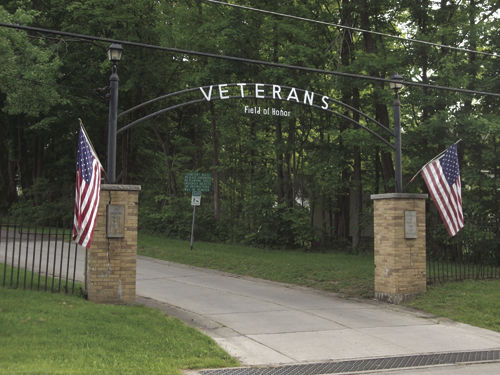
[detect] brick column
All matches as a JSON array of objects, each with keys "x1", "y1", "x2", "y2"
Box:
[
  {"x1": 371, "y1": 193, "x2": 428, "y2": 304},
  {"x1": 87, "y1": 184, "x2": 141, "y2": 304}
]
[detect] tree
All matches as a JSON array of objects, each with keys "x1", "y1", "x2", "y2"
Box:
[
  {"x1": 0, "y1": 5, "x2": 62, "y2": 213},
  {"x1": 1, "y1": 0, "x2": 497, "y2": 253}
]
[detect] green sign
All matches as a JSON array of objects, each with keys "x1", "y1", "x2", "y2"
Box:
[{"x1": 184, "y1": 172, "x2": 212, "y2": 192}]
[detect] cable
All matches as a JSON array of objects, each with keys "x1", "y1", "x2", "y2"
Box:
[
  {"x1": 0, "y1": 22, "x2": 499, "y2": 98},
  {"x1": 204, "y1": 0, "x2": 498, "y2": 58}
]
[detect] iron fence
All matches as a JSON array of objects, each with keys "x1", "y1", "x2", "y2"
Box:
[
  {"x1": 0, "y1": 221, "x2": 83, "y2": 294},
  {"x1": 426, "y1": 215, "x2": 500, "y2": 284}
]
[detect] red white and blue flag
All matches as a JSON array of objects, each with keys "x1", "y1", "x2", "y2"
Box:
[
  {"x1": 421, "y1": 143, "x2": 464, "y2": 237},
  {"x1": 73, "y1": 125, "x2": 102, "y2": 248}
]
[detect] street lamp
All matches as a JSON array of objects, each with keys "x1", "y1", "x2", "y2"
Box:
[
  {"x1": 390, "y1": 73, "x2": 403, "y2": 193},
  {"x1": 107, "y1": 43, "x2": 123, "y2": 63},
  {"x1": 106, "y1": 43, "x2": 123, "y2": 184}
]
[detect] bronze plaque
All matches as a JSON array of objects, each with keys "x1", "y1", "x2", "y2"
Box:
[
  {"x1": 107, "y1": 204, "x2": 125, "y2": 238},
  {"x1": 404, "y1": 210, "x2": 417, "y2": 239}
]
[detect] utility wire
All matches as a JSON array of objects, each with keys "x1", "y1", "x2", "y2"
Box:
[
  {"x1": 1, "y1": 22, "x2": 499, "y2": 98},
  {"x1": 204, "y1": 0, "x2": 498, "y2": 58}
]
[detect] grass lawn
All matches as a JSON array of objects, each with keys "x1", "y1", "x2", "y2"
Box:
[
  {"x1": 138, "y1": 234, "x2": 375, "y2": 297},
  {"x1": 1, "y1": 262, "x2": 80, "y2": 295},
  {"x1": 405, "y1": 279, "x2": 500, "y2": 332},
  {"x1": 0, "y1": 287, "x2": 237, "y2": 375}
]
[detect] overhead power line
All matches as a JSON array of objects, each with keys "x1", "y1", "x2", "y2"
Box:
[
  {"x1": 204, "y1": 0, "x2": 498, "y2": 58},
  {"x1": 0, "y1": 22, "x2": 498, "y2": 98}
]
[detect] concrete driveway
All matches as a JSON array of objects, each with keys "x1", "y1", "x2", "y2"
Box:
[{"x1": 135, "y1": 256, "x2": 500, "y2": 374}]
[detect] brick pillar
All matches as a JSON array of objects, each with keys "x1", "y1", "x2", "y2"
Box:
[
  {"x1": 87, "y1": 184, "x2": 141, "y2": 304},
  {"x1": 371, "y1": 193, "x2": 428, "y2": 304}
]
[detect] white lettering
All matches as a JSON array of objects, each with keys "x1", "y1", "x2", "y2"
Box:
[
  {"x1": 271, "y1": 108, "x2": 291, "y2": 117},
  {"x1": 244, "y1": 105, "x2": 261, "y2": 114},
  {"x1": 218, "y1": 84, "x2": 229, "y2": 99},
  {"x1": 201, "y1": 83, "x2": 329, "y2": 112},
  {"x1": 303, "y1": 90, "x2": 314, "y2": 106},
  {"x1": 286, "y1": 88, "x2": 299, "y2": 102},
  {"x1": 255, "y1": 83, "x2": 265, "y2": 98},
  {"x1": 237, "y1": 83, "x2": 246, "y2": 98},
  {"x1": 272, "y1": 85, "x2": 282, "y2": 100},
  {"x1": 200, "y1": 86, "x2": 213, "y2": 101},
  {"x1": 321, "y1": 95, "x2": 329, "y2": 109}
]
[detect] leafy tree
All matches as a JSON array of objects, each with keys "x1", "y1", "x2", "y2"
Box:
[
  {"x1": 0, "y1": 0, "x2": 497, "y2": 256},
  {"x1": 0, "y1": 5, "x2": 63, "y2": 213}
]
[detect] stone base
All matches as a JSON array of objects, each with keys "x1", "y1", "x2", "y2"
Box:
[
  {"x1": 375, "y1": 292, "x2": 423, "y2": 305},
  {"x1": 87, "y1": 184, "x2": 141, "y2": 304}
]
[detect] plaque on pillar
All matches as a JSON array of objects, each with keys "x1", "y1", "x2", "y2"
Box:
[
  {"x1": 405, "y1": 210, "x2": 417, "y2": 239},
  {"x1": 107, "y1": 204, "x2": 125, "y2": 238},
  {"x1": 371, "y1": 193, "x2": 427, "y2": 304}
]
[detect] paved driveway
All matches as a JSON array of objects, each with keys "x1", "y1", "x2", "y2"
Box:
[{"x1": 135, "y1": 256, "x2": 500, "y2": 372}]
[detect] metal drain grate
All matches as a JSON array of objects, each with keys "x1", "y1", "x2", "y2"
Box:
[{"x1": 199, "y1": 350, "x2": 500, "y2": 375}]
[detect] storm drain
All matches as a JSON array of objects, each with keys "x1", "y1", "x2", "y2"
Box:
[{"x1": 199, "y1": 350, "x2": 500, "y2": 375}]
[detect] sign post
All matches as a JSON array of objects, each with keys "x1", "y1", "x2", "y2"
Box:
[
  {"x1": 190, "y1": 192, "x2": 201, "y2": 250},
  {"x1": 184, "y1": 173, "x2": 211, "y2": 250}
]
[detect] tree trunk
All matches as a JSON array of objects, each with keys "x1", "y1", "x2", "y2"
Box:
[
  {"x1": 275, "y1": 117, "x2": 285, "y2": 204},
  {"x1": 151, "y1": 124, "x2": 177, "y2": 196},
  {"x1": 350, "y1": 88, "x2": 362, "y2": 250},
  {"x1": 209, "y1": 102, "x2": 220, "y2": 220},
  {"x1": 361, "y1": 0, "x2": 395, "y2": 192},
  {"x1": 336, "y1": 0, "x2": 355, "y2": 241},
  {"x1": 285, "y1": 117, "x2": 295, "y2": 208}
]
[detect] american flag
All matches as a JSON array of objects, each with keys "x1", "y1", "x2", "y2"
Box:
[
  {"x1": 73, "y1": 126, "x2": 102, "y2": 248},
  {"x1": 421, "y1": 143, "x2": 464, "y2": 236}
]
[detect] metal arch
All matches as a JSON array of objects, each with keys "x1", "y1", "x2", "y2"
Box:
[
  {"x1": 118, "y1": 83, "x2": 244, "y2": 118},
  {"x1": 118, "y1": 86, "x2": 204, "y2": 118},
  {"x1": 272, "y1": 84, "x2": 392, "y2": 136},
  {"x1": 118, "y1": 83, "x2": 393, "y2": 136},
  {"x1": 117, "y1": 94, "x2": 394, "y2": 149},
  {"x1": 118, "y1": 98, "x2": 206, "y2": 134}
]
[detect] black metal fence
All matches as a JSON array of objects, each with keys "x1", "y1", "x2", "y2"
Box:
[
  {"x1": 0, "y1": 222, "x2": 82, "y2": 294},
  {"x1": 427, "y1": 216, "x2": 500, "y2": 284}
]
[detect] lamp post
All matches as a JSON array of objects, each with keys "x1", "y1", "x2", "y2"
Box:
[
  {"x1": 390, "y1": 73, "x2": 403, "y2": 193},
  {"x1": 106, "y1": 43, "x2": 123, "y2": 184}
]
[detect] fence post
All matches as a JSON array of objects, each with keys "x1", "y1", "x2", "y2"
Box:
[
  {"x1": 371, "y1": 193, "x2": 428, "y2": 304},
  {"x1": 86, "y1": 184, "x2": 141, "y2": 304}
]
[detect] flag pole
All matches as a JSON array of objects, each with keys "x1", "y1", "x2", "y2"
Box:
[
  {"x1": 405, "y1": 139, "x2": 462, "y2": 190},
  {"x1": 78, "y1": 119, "x2": 104, "y2": 170}
]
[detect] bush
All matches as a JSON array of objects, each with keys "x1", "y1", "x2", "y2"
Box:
[{"x1": 7, "y1": 178, "x2": 73, "y2": 225}]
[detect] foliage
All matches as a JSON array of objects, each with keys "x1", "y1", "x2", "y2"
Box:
[
  {"x1": 7, "y1": 177, "x2": 73, "y2": 225},
  {"x1": 0, "y1": 1, "x2": 498, "y2": 255},
  {"x1": 0, "y1": 7, "x2": 62, "y2": 116}
]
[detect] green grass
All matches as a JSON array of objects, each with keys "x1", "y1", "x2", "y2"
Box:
[
  {"x1": 0, "y1": 287, "x2": 238, "y2": 375},
  {"x1": 1, "y1": 263, "x2": 80, "y2": 294},
  {"x1": 405, "y1": 279, "x2": 500, "y2": 332},
  {"x1": 138, "y1": 234, "x2": 374, "y2": 297}
]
